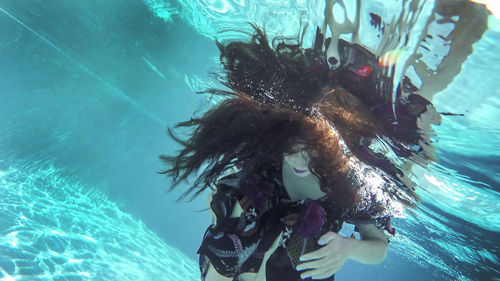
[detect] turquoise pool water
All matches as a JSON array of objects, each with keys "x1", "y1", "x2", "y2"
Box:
[{"x1": 0, "y1": 0, "x2": 499, "y2": 280}]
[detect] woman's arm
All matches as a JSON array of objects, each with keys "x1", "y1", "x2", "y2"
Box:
[{"x1": 347, "y1": 222, "x2": 388, "y2": 264}]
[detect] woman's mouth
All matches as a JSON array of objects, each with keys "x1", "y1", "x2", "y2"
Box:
[{"x1": 292, "y1": 167, "x2": 308, "y2": 174}]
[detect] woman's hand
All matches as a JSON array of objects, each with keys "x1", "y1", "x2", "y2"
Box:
[
  {"x1": 296, "y1": 231, "x2": 354, "y2": 280},
  {"x1": 297, "y1": 224, "x2": 388, "y2": 279}
]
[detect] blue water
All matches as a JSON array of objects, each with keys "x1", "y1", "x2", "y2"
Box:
[{"x1": 0, "y1": 0, "x2": 499, "y2": 280}]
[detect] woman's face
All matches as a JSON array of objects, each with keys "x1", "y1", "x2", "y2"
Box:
[{"x1": 283, "y1": 148, "x2": 312, "y2": 178}]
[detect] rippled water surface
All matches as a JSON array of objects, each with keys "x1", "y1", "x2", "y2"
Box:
[{"x1": 1, "y1": 0, "x2": 499, "y2": 280}]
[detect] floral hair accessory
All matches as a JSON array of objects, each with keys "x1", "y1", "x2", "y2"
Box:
[{"x1": 294, "y1": 199, "x2": 326, "y2": 238}]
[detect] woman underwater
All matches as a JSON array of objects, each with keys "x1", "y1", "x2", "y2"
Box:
[
  {"x1": 159, "y1": 1, "x2": 489, "y2": 277},
  {"x1": 160, "y1": 25, "x2": 426, "y2": 280}
]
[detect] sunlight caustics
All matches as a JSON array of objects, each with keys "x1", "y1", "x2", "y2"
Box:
[
  {"x1": 144, "y1": 0, "x2": 326, "y2": 43},
  {"x1": 0, "y1": 163, "x2": 199, "y2": 280},
  {"x1": 142, "y1": 0, "x2": 178, "y2": 22}
]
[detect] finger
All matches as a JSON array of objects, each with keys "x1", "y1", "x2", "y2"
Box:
[
  {"x1": 283, "y1": 218, "x2": 297, "y2": 226},
  {"x1": 282, "y1": 213, "x2": 298, "y2": 226},
  {"x1": 283, "y1": 213, "x2": 298, "y2": 220},
  {"x1": 300, "y1": 265, "x2": 337, "y2": 280},
  {"x1": 296, "y1": 256, "x2": 330, "y2": 271},
  {"x1": 299, "y1": 259, "x2": 340, "y2": 279},
  {"x1": 239, "y1": 196, "x2": 251, "y2": 210},
  {"x1": 318, "y1": 231, "x2": 340, "y2": 245},
  {"x1": 300, "y1": 246, "x2": 329, "y2": 262},
  {"x1": 316, "y1": 268, "x2": 340, "y2": 279},
  {"x1": 243, "y1": 196, "x2": 251, "y2": 206}
]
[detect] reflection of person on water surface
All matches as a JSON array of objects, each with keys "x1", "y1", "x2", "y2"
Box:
[{"x1": 160, "y1": 1, "x2": 490, "y2": 280}]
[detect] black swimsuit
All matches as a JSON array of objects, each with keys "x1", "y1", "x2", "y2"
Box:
[{"x1": 197, "y1": 160, "x2": 393, "y2": 281}]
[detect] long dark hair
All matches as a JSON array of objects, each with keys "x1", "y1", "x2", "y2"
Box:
[
  {"x1": 160, "y1": 25, "x2": 427, "y2": 210},
  {"x1": 161, "y1": 95, "x2": 353, "y2": 204}
]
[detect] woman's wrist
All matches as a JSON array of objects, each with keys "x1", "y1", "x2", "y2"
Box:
[
  {"x1": 344, "y1": 237, "x2": 360, "y2": 260},
  {"x1": 344, "y1": 236, "x2": 387, "y2": 264}
]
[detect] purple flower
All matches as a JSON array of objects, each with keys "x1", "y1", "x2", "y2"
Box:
[{"x1": 294, "y1": 199, "x2": 326, "y2": 238}]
